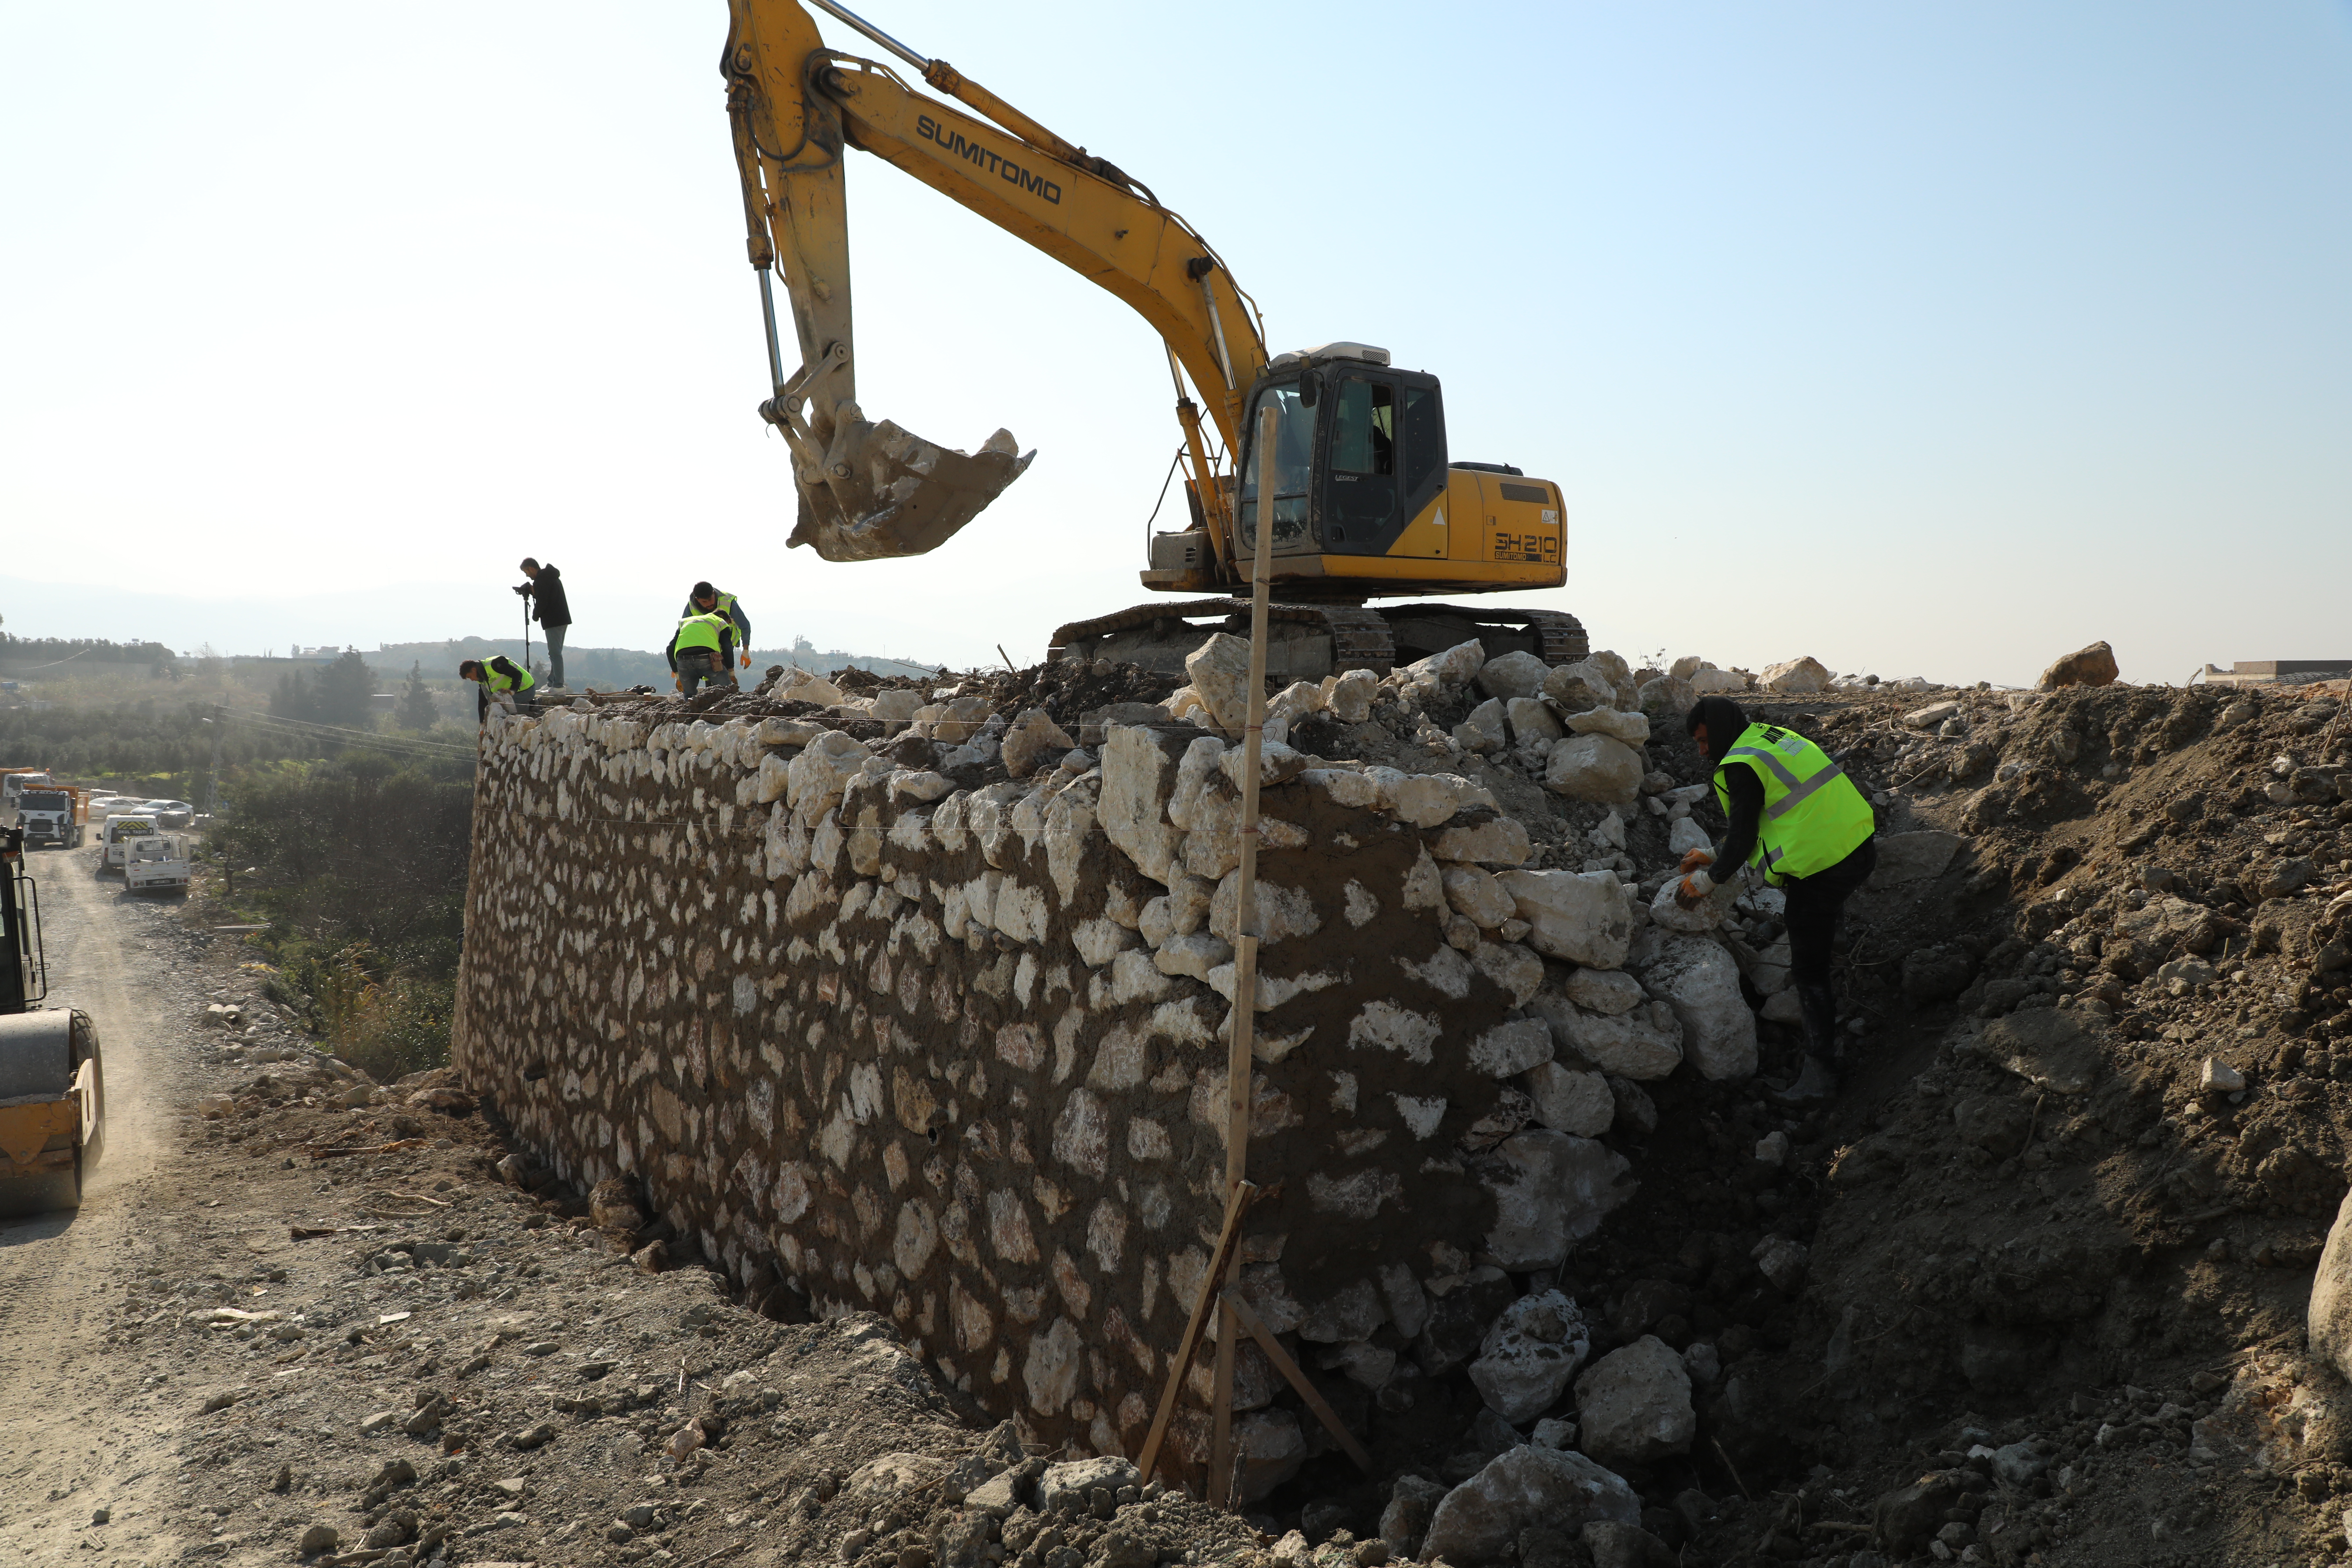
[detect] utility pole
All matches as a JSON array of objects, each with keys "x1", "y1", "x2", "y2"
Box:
[{"x1": 202, "y1": 704, "x2": 223, "y2": 815}]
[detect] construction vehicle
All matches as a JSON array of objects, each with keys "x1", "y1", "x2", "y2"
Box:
[
  {"x1": 1, "y1": 768, "x2": 56, "y2": 827},
  {"x1": 15, "y1": 785, "x2": 88, "y2": 849},
  {"x1": 124, "y1": 832, "x2": 192, "y2": 894},
  {"x1": 722, "y1": 0, "x2": 1587, "y2": 676},
  {"x1": 98, "y1": 814, "x2": 158, "y2": 874},
  {"x1": 0, "y1": 826, "x2": 105, "y2": 1211}
]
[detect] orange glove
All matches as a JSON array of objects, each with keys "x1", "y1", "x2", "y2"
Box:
[
  {"x1": 1676, "y1": 848, "x2": 1715, "y2": 875},
  {"x1": 1673, "y1": 869, "x2": 1716, "y2": 910},
  {"x1": 673, "y1": 674, "x2": 684, "y2": 692},
  {"x1": 740, "y1": 652, "x2": 752, "y2": 669}
]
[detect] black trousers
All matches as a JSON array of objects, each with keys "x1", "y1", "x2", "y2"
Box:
[{"x1": 1783, "y1": 836, "x2": 1877, "y2": 991}]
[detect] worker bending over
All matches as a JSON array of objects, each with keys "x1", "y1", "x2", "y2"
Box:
[
  {"x1": 459, "y1": 655, "x2": 539, "y2": 720},
  {"x1": 668, "y1": 608, "x2": 737, "y2": 697},
  {"x1": 1677, "y1": 695, "x2": 1876, "y2": 1100},
  {"x1": 681, "y1": 582, "x2": 753, "y2": 673}
]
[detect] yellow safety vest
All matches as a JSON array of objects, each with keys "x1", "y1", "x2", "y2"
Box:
[
  {"x1": 673, "y1": 612, "x2": 729, "y2": 656},
  {"x1": 482, "y1": 659, "x2": 535, "y2": 694},
  {"x1": 1713, "y1": 721, "x2": 1875, "y2": 884}
]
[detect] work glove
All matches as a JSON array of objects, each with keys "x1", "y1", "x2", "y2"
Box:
[
  {"x1": 1673, "y1": 869, "x2": 1716, "y2": 910},
  {"x1": 740, "y1": 652, "x2": 752, "y2": 669},
  {"x1": 1676, "y1": 848, "x2": 1715, "y2": 875},
  {"x1": 673, "y1": 674, "x2": 683, "y2": 692}
]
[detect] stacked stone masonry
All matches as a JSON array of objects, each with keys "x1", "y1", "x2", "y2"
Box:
[{"x1": 452, "y1": 660, "x2": 1735, "y2": 1491}]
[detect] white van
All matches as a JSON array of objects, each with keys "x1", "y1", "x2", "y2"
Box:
[
  {"x1": 99, "y1": 816, "x2": 159, "y2": 872},
  {"x1": 124, "y1": 833, "x2": 191, "y2": 892}
]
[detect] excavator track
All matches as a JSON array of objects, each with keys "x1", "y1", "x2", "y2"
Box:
[{"x1": 1048, "y1": 602, "x2": 1588, "y2": 680}]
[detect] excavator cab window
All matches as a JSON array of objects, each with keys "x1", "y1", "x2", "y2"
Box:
[
  {"x1": 1238, "y1": 383, "x2": 1317, "y2": 550},
  {"x1": 1325, "y1": 376, "x2": 1400, "y2": 542}
]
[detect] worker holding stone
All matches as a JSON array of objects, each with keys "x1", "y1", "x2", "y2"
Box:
[
  {"x1": 459, "y1": 655, "x2": 539, "y2": 720},
  {"x1": 680, "y1": 582, "x2": 754, "y2": 674},
  {"x1": 667, "y1": 607, "x2": 738, "y2": 697},
  {"x1": 1676, "y1": 694, "x2": 1876, "y2": 1099}
]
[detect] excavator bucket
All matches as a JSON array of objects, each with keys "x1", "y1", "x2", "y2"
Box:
[{"x1": 783, "y1": 408, "x2": 1034, "y2": 562}]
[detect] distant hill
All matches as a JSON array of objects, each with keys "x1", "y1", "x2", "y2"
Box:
[{"x1": 365, "y1": 636, "x2": 946, "y2": 688}]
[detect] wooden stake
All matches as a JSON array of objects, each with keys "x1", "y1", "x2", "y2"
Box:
[
  {"x1": 1134, "y1": 1179, "x2": 1258, "y2": 1486},
  {"x1": 1223, "y1": 1288, "x2": 1373, "y2": 1473},
  {"x1": 1207, "y1": 401, "x2": 1282, "y2": 1508}
]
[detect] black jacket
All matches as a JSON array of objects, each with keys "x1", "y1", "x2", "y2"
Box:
[{"x1": 528, "y1": 566, "x2": 571, "y2": 628}]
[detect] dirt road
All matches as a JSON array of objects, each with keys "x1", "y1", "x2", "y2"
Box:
[{"x1": 0, "y1": 846, "x2": 216, "y2": 1565}]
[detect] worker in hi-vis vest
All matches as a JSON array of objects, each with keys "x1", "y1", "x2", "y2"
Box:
[
  {"x1": 459, "y1": 655, "x2": 538, "y2": 720},
  {"x1": 667, "y1": 610, "x2": 737, "y2": 698},
  {"x1": 1676, "y1": 694, "x2": 1877, "y2": 1100},
  {"x1": 680, "y1": 582, "x2": 753, "y2": 672}
]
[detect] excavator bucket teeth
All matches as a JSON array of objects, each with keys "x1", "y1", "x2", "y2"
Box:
[{"x1": 786, "y1": 418, "x2": 1035, "y2": 562}]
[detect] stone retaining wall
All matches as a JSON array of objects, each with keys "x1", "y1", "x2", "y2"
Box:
[{"x1": 451, "y1": 686, "x2": 1728, "y2": 1490}]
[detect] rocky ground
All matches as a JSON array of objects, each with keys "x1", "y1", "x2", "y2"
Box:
[{"x1": 8, "y1": 654, "x2": 2350, "y2": 1568}]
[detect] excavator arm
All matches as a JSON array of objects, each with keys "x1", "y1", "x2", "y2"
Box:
[{"x1": 724, "y1": 0, "x2": 1266, "y2": 564}]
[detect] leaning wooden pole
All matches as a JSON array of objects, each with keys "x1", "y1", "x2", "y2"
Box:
[{"x1": 1208, "y1": 401, "x2": 1282, "y2": 1507}]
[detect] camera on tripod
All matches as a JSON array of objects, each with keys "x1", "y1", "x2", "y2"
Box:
[{"x1": 512, "y1": 582, "x2": 534, "y2": 598}]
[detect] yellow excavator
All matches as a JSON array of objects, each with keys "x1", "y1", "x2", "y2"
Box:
[{"x1": 724, "y1": 0, "x2": 1587, "y2": 675}]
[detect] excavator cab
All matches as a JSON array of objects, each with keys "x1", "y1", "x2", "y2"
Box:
[{"x1": 1219, "y1": 343, "x2": 1565, "y2": 598}]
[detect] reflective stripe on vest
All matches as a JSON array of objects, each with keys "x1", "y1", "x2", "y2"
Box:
[
  {"x1": 1713, "y1": 722, "x2": 1875, "y2": 884},
  {"x1": 673, "y1": 612, "x2": 728, "y2": 655},
  {"x1": 483, "y1": 660, "x2": 534, "y2": 694}
]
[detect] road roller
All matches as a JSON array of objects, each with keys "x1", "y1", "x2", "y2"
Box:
[{"x1": 1, "y1": 824, "x2": 102, "y2": 1210}]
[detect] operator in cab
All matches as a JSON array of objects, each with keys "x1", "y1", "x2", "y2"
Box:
[
  {"x1": 680, "y1": 582, "x2": 753, "y2": 675},
  {"x1": 667, "y1": 607, "x2": 737, "y2": 698},
  {"x1": 1675, "y1": 695, "x2": 1876, "y2": 1101},
  {"x1": 459, "y1": 655, "x2": 539, "y2": 720}
]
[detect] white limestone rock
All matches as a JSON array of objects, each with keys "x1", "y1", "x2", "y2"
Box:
[
  {"x1": 1528, "y1": 993, "x2": 1684, "y2": 1081},
  {"x1": 1468, "y1": 1290, "x2": 1590, "y2": 1424},
  {"x1": 1185, "y1": 633, "x2": 1254, "y2": 737},
  {"x1": 1544, "y1": 734, "x2": 1644, "y2": 804},
  {"x1": 1573, "y1": 1337, "x2": 1695, "y2": 1467},
  {"x1": 1640, "y1": 934, "x2": 1758, "y2": 1081},
  {"x1": 1522, "y1": 1061, "x2": 1614, "y2": 1136},
  {"x1": 1496, "y1": 870, "x2": 1633, "y2": 969},
  {"x1": 1482, "y1": 1130, "x2": 1634, "y2": 1269},
  {"x1": 1476, "y1": 650, "x2": 1552, "y2": 703}
]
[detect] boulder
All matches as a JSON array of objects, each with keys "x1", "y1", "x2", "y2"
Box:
[
  {"x1": 1505, "y1": 700, "x2": 1562, "y2": 747},
  {"x1": 1481, "y1": 1130, "x2": 1634, "y2": 1269},
  {"x1": 1402, "y1": 639, "x2": 1487, "y2": 692},
  {"x1": 1379, "y1": 1474, "x2": 1449, "y2": 1562},
  {"x1": 1233, "y1": 1409, "x2": 1306, "y2": 1505},
  {"x1": 1868, "y1": 830, "x2": 1963, "y2": 887},
  {"x1": 1562, "y1": 968, "x2": 1645, "y2": 1016},
  {"x1": 1186, "y1": 634, "x2": 1255, "y2": 736},
  {"x1": 1415, "y1": 1266, "x2": 1518, "y2": 1374},
  {"x1": 1420, "y1": 1447, "x2": 1640, "y2": 1566},
  {"x1": 2037, "y1": 640, "x2": 2119, "y2": 692},
  {"x1": 1566, "y1": 708, "x2": 1650, "y2": 745},
  {"x1": 1539, "y1": 995, "x2": 1685, "y2": 1080},
  {"x1": 1477, "y1": 650, "x2": 1552, "y2": 702},
  {"x1": 1326, "y1": 668, "x2": 1379, "y2": 724},
  {"x1": 1666, "y1": 817, "x2": 1712, "y2": 858},
  {"x1": 1521, "y1": 1061, "x2": 1614, "y2": 1136},
  {"x1": 1634, "y1": 676, "x2": 1693, "y2": 720},
  {"x1": 999, "y1": 709, "x2": 1076, "y2": 779},
  {"x1": 1544, "y1": 734, "x2": 1644, "y2": 804},
  {"x1": 2311, "y1": 1189, "x2": 2352, "y2": 1384},
  {"x1": 1647, "y1": 874, "x2": 1739, "y2": 934},
  {"x1": 1468, "y1": 1290, "x2": 1591, "y2": 1424},
  {"x1": 1573, "y1": 1336, "x2": 1695, "y2": 1467},
  {"x1": 1443, "y1": 866, "x2": 1519, "y2": 929},
  {"x1": 1639, "y1": 935, "x2": 1756, "y2": 1080},
  {"x1": 1541, "y1": 661, "x2": 1616, "y2": 714},
  {"x1": 1097, "y1": 727, "x2": 1184, "y2": 884},
  {"x1": 1688, "y1": 666, "x2": 1749, "y2": 694},
  {"x1": 1498, "y1": 870, "x2": 1633, "y2": 968},
  {"x1": 1453, "y1": 699, "x2": 1508, "y2": 756},
  {"x1": 1759, "y1": 657, "x2": 1830, "y2": 694}
]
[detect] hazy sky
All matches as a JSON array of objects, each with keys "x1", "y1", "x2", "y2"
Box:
[{"x1": 4, "y1": 2, "x2": 2347, "y2": 686}]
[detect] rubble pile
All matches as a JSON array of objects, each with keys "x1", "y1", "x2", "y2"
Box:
[{"x1": 442, "y1": 644, "x2": 2352, "y2": 1566}]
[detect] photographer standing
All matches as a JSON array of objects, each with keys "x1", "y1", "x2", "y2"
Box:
[{"x1": 517, "y1": 558, "x2": 572, "y2": 689}]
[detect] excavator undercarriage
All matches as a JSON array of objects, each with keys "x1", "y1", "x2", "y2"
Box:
[{"x1": 1048, "y1": 600, "x2": 1589, "y2": 680}]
